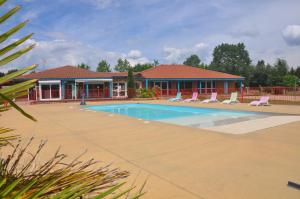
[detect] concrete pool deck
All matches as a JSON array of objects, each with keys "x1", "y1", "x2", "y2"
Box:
[{"x1": 1, "y1": 100, "x2": 300, "y2": 199}]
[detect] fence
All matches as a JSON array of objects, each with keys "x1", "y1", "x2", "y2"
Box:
[
  {"x1": 135, "y1": 86, "x2": 300, "y2": 104},
  {"x1": 15, "y1": 86, "x2": 300, "y2": 104}
]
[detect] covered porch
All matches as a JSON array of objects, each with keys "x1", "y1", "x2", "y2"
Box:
[
  {"x1": 143, "y1": 79, "x2": 244, "y2": 97},
  {"x1": 33, "y1": 79, "x2": 114, "y2": 101}
]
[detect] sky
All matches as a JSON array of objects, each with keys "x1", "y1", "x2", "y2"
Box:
[{"x1": 1, "y1": 0, "x2": 300, "y2": 71}]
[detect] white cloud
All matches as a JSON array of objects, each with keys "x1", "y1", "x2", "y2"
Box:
[
  {"x1": 231, "y1": 27, "x2": 260, "y2": 38},
  {"x1": 127, "y1": 50, "x2": 142, "y2": 59},
  {"x1": 2, "y1": 38, "x2": 150, "y2": 72},
  {"x1": 83, "y1": 0, "x2": 119, "y2": 9},
  {"x1": 125, "y1": 50, "x2": 149, "y2": 66},
  {"x1": 282, "y1": 25, "x2": 300, "y2": 46},
  {"x1": 163, "y1": 42, "x2": 209, "y2": 63}
]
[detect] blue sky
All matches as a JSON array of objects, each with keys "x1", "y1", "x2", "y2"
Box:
[{"x1": 2, "y1": 0, "x2": 300, "y2": 71}]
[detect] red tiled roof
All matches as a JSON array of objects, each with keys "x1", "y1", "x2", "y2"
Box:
[
  {"x1": 19, "y1": 65, "x2": 126, "y2": 79},
  {"x1": 19, "y1": 65, "x2": 243, "y2": 80},
  {"x1": 139, "y1": 64, "x2": 243, "y2": 79}
]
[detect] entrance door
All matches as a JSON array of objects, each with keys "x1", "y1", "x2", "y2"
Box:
[{"x1": 153, "y1": 81, "x2": 169, "y2": 96}]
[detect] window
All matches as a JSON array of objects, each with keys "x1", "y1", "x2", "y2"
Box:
[{"x1": 39, "y1": 82, "x2": 61, "y2": 100}]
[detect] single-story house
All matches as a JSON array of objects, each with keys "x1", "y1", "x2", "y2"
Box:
[{"x1": 18, "y1": 64, "x2": 244, "y2": 101}]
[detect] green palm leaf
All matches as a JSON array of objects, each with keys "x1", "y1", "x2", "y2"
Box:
[
  {"x1": 0, "y1": 5, "x2": 20, "y2": 24},
  {"x1": 0, "y1": 64, "x2": 37, "y2": 84},
  {"x1": 0, "y1": 93, "x2": 36, "y2": 121},
  {"x1": 0, "y1": 0, "x2": 7, "y2": 6},
  {"x1": 0, "y1": 44, "x2": 35, "y2": 66},
  {"x1": 0, "y1": 20, "x2": 29, "y2": 44},
  {"x1": 0, "y1": 33, "x2": 34, "y2": 57}
]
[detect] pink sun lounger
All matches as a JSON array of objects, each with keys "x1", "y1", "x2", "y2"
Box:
[
  {"x1": 250, "y1": 96, "x2": 269, "y2": 106},
  {"x1": 202, "y1": 92, "x2": 218, "y2": 103},
  {"x1": 184, "y1": 92, "x2": 198, "y2": 102}
]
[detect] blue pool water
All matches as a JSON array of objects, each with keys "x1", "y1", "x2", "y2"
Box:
[{"x1": 86, "y1": 103, "x2": 271, "y2": 128}]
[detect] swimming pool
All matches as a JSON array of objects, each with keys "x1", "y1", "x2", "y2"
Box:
[{"x1": 86, "y1": 103, "x2": 273, "y2": 128}]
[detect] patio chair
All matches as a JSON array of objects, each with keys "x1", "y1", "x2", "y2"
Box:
[
  {"x1": 184, "y1": 92, "x2": 198, "y2": 102},
  {"x1": 202, "y1": 92, "x2": 218, "y2": 103},
  {"x1": 250, "y1": 96, "x2": 269, "y2": 106},
  {"x1": 222, "y1": 92, "x2": 239, "y2": 104},
  {"x1": 169, "y1": 92, "x2": 182, "y2": 102}
]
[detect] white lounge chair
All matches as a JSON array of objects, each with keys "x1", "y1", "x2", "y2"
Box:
[{"x1": 222, "y1": 92, "x2": 239, "y2": 104}]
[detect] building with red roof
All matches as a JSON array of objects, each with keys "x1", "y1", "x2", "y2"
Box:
[{"x1": 19, "y1": 64, "x2": 244, "y2": 101}]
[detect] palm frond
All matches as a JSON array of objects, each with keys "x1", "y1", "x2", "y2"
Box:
[
  {"x1": 0, "y1": 20, "x2": 29, "y2": 44},
  {"x1": 0, "y1": 64, "x2": 37, "y2": 84},
  {"x1": 0, "y1": 5, "x2": 20, "y2": 24},
  {"x1": 0, "y1": 44, "x2": 35, "y2": 66},
  {"x1": 0, "y1": 93, "x2": 36, "y2": 121},
  {"x1": 0, "y1": 33, "x2": 33, "y2": 57},
  {"x1": 0, "y1": 0, "x2": 7, "y2": 7}
]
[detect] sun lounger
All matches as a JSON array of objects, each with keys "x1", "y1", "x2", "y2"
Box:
[
  {"x1": 250, "y1": 96, "x2": 269, "y2": 106},
  {"x1": 184, "y1": 92, "x2": 198, "y2": 102},
  {"x1": 202, "y1": 92, "x2": 218, "y2": 103},
  {"x1": 222, "y1": 92, "x2": 239, "y2": 104},
  {"x1": 169, "y1": 92, "x2": 182, "y2": 102}
]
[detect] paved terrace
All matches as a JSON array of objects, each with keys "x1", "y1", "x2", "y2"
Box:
[{"x1": 1, "y1": 101, "x2": 300, "y2": 199}]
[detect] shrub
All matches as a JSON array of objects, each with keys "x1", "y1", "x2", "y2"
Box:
[{"x1": 138, "y1": 88, "x2": 153, "y2": 98}]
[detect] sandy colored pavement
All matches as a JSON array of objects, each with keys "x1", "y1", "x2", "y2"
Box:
[{"x1": 1, "y1": 100, "x2": 300, "y2": 199}]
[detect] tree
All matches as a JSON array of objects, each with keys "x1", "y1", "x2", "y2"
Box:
[
  {"x1": 283, "y1": 75, "x2": 299, "y2": 87},
  {"x1": 295, "y1": 66, "x2": 300, "y2": 78},
  {"x1": 153, "y1": 59, "x2": 159, "y2": 66},
  {"x1": 210, "y1": 43, "x2": 252, "y2": 85},
  {"x1": 96, "y1": 60, "x2": 111, "y2": 72},
  {"x1": 77, "y1": 63, "x2": 90, "y2": 70},
  {"x1": 0, "y1": 72, "x2": 4, "y2": 77},
  {"x1": 250, "y1": 60, "x2": 268, "y2": 86},
  {"x1": 114, "y1": 58, "x2": 131, "y2": 72},
  {"x1": 268, "y1": 59, "x2": 289, "y2": 86},
  {"x1": 183, "y1": 54, "x2": 201, "y2": 67},
  {"x1": 127, "y1": 68, "x2": 136, "y2": 98},
  {"x1": 133, "y1": 63, "x2": 153, "y2": 72},
  {"x1": 7, "y1": 68, "x2": 18, "y2": 74}
]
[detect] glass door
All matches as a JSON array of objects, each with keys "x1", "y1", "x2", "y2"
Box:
[{"x1": 113, "y1": 82, "x2": 127, "y2": 97}]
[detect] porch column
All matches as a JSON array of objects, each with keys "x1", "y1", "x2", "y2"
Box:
[
  {"x1": 199, "y1": 81, "x2": 202, "y2": 94},
  {"x1": 240, "y1": 80, "x2": 243, "y2": 93},
  {"x1": 109, "y1": 82, "x2": 113, "y2": 98},
  {"x1": 85, "y1": 82, "x2": 89, "y2": 98},
  {"x1": 145, "y1": 79, "x2": 149, "y2": 90},
  {"x1": 61, "y1": 81, "x2": 65, "y2": 99},
  {"x1": 177, "y1": 81, "x2": 180, "y2": 92},
  {"x1": 224, "y1": 81, "x2": 228, "y2": 94},
  {"x1": 74, "y1": 82, "x2": 77, "y2": 100}
]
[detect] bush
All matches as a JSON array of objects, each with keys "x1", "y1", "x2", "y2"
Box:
[{"x1": 138, "y1": 88, "x2": 153, "y2": 98}]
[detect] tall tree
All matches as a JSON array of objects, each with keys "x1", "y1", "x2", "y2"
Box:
[
  {"x1": 153, "y1": 59, "x2": 159, "y2": 66},
  {"x1": 210, "y1": 43, "x2": 252, "y2": 85},
  {"x1": 250, "y1": 60, "x2": 268, "y2": 86},
  {"x1": 77, "y1": 63, "x2": 90, "y2": 70},
  {"x1": 96, "y1": 60, "x2": 111, "y2": 72},
  {"x1": 127, "y1": 68, "x2": 136, "y2": 98},
  {"x1": 183, "y1": 54, "x2": 201, "y2": 67},
  {"x1": 295, "y1": 66, "x2": 300, "y2": 78},
  {"x1": 114, "y1": 58, "x2": 131, "y2": 72},
  {"x1": 268, "y1": 59, "x2": 289, "y2": 86}
]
